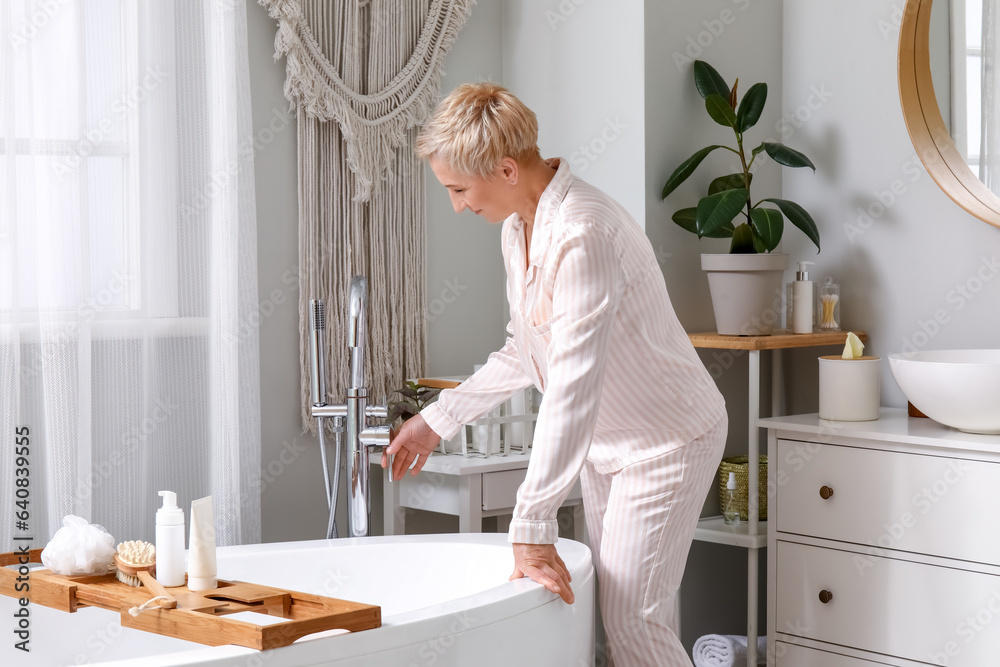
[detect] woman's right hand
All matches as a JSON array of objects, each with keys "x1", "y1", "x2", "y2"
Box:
[{"x1": 383, "y1": 414, "x2": 442, "y2": 479}]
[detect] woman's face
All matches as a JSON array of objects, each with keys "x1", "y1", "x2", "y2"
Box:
[{"x1": 429, "y1": 157, "x2": 514, "y2": 224}]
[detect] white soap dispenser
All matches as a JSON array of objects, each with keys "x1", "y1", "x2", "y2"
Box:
[
  {"x1": 792, "y1": 261, "x2": 815, "y2": 334},
  {"x1": 155, "y1": 490, "x2": 186, "y2": 587}
]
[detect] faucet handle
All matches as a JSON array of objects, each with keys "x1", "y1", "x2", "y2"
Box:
[{"x1": 360, "y1": 425, "x2": 394, "y2": 482}]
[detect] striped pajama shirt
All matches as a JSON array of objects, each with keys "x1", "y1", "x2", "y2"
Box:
[{"x1": 421, "y1": 158, "x2": 727, "y2": 666}]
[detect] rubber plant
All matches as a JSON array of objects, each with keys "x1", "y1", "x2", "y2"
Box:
[{"x1": 661, "y1": 60, "x2": 821, "y2": 254}]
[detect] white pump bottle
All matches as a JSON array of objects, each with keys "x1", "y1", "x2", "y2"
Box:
[
  {"x1": 792, "y1": 261, "x2": 815, "y2": 334},
  {"x1": 155, "y1": 490, "x2": 186, "y2": 587}
]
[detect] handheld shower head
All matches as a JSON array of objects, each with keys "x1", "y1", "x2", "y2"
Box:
[{"x1": 309, "y1": 299, "x2": 327, "y2": 407}]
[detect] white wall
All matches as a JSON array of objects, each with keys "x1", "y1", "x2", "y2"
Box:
[
  {"x1": 644, "y1": 0, "x2": 783, "y2": 650},
  {"x1": 424, "y1": 0, "x2": 507, "y2": 378},
  {"x1": 781, "y1": 0, "x2": 1000, "y2": 415},
  {"x1": 503, "y1": 0, "x2": 646, "y2": 227}
]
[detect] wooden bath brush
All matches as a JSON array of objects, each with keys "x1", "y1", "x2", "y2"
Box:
[{"x1": 114, "y1": 540, "x2": 178, "y2": 610}]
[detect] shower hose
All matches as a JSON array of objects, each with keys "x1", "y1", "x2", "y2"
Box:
[{"x1": 317, "y1": 415, "x2": 344, "y2": 539}]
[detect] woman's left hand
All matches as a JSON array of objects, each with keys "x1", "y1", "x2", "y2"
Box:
[{"x1": 509, "y1": 543, "x2": 574, "y2": 604}]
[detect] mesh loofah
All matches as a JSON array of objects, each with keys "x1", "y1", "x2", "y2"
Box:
[{"x1": 40, "y1": 515, "x2": 116, "y2": 576}]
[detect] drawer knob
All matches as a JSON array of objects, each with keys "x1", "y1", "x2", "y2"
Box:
[
  {"x1": 819, "y1": 485, "x2": 834, "y2": 500},
  {"x1": 819, "y1": 589, "x2": 834, "y2": 604}
]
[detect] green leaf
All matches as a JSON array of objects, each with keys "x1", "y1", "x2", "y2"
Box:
[
  {"x1": 763, "y1": 142, "x2": 816, "y2": 171},
  {"x1": 677, "y1": 205, "x2": 735, "y2": 238},
  {"x1": 696, "y1": 188, "x2": 748, "y2": 238},
  {"x1": 417, "y1": 387, "x2": 442, "y2": 403},
  {"x1": 708, "y1": 172, "x2": 752, "y2": 195},
  {"x1": 749, "y1": 208, "x2": 784, "y2": 252},
  {"x1": 661, "y1": 145, "x2": 727, "y2": 199},
  {"x1": 386, "y1": 402, "x2": 417, "y2": 425},
  {"x1": 671, "y1": 207, "x2": 698, "y2": 234},
  {"x1": 705, "y1": 220, "x2": 736, "y2": 239},
  {"x1": 729, "y1": 224, "x2": 756, "y2": 253},
  {"x1": 761, "y1": 198, "x2": 821, "y2": 251},
  {"x1": 396, "y1": 386, "x2": 419, "y2": 400},
  {"x1": 705, "y1": 94, "x2": 737, "y2": 128},
  {"x1": 736, "y1": 82, "x2": 767, "y2": 133},
  {"x1": 694, "y1": 60, "x2": 730, "y2": 101},
  {"x1": 752, "y1": 230, "x2": 768, "y2": 253}
]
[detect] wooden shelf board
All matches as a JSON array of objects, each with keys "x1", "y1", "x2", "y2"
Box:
[{"x1": 688, "y1": 330, "x2": 868, "y2": 351}]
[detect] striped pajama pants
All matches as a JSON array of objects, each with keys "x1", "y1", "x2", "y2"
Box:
[{"x1": 581, "y1": 415, "x2": 728, "y2": 667}]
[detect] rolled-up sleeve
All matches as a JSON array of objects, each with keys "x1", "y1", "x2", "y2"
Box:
[
  {"x1": 420, "y1": 328, "x2": 534, "y2": 441},
  {"x1": 509, "y1": 224, "x2": 624, "y2": 544}
]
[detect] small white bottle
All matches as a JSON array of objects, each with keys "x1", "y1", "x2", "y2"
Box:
[
  {"x1": 723, "y1": 472, "x2": 740, "y2": 526},
  {"x1": 155, "y1": 490, "x2": 186, "y2": 587},
  {"x1": 791, "y1": 261, "x2": 815, "y2": 334}
]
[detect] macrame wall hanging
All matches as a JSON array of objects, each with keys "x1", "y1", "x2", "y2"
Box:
[{"x1": 260, "y1": 0, "x2": 475, "y2": 430}]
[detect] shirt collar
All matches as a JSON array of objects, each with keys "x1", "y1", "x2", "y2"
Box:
[{"x1": 525, "y1": 158, "x2": 572, "y2": 266}]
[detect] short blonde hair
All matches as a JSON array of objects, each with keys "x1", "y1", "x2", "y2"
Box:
[{"x1": 415, "y1": 82, "x2": 540, "y2": 178}]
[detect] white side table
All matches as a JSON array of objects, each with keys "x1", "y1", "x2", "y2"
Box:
[
  {"x1": 687, "y1": 329, "x2": 867, "y2": 667},
  {"x1": 378, "y1": 451, "x2": 585, "y2": 539}
]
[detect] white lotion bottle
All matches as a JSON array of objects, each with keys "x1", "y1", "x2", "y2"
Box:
[
  {"x1": 155, "y1": 490, "x2": 186, "y2": 587},
  {"x1": 791, "y1": 261, "x2": 815, "y2": 334},
  {"x1": 187, "y1": 496, "x2": 217, "y2": 591}
]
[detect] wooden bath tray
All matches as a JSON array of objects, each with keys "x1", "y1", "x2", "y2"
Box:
[{"x1": 0, "y1": 548, "x2": 380, "y2": 650}]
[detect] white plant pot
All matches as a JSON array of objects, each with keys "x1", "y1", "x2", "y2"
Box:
[{"x1": 701, "y1": 253, "x2": 789, "y2": 335}]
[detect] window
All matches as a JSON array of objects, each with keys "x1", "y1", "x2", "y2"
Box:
[{"x1": 1, "y1": 0, "x2": 179, "y2": 322}]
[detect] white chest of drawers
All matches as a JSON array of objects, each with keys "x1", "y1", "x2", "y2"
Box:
[{"x1": 761, "y1": 409, "x2": 1000, "y2": 667}]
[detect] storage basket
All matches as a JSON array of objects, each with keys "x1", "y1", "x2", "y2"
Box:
[{"x1": 717, "y1": 455, "x2": 767, "y2": 521}]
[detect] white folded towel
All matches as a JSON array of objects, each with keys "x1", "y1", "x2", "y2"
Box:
[{"x1": 692, "y1": 634, "x2": 767, "y2": 667}]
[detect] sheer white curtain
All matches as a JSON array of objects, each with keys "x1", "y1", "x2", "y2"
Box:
[
  {"x1": 981, "y1": 0, "x2": 1000, "y2": 192},
  {"x1": 0, "y1": 0, "x2": 261, "y2": 549}
]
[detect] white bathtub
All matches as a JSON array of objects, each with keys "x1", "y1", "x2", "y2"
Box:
[{"x1": 1, "y1": 533, "x2": 594, "y2": 666}]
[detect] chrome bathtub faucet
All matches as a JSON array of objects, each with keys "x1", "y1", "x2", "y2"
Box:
[{"x1": 309, "y1": 276, "x2": 393, "y2": 539}]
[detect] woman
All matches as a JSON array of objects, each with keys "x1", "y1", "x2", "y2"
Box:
[{"x1": 385, "y1": 82, "x2": 727, "y2": 666}]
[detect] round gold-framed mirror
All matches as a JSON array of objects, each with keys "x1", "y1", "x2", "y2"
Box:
[{"x1": 898, "y1": 0, "x2": 1000, "y2": 227}]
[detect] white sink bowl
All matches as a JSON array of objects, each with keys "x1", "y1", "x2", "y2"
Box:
[{"x1": 888, "y1": 349, "x2": 1000, "y2": 434}]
